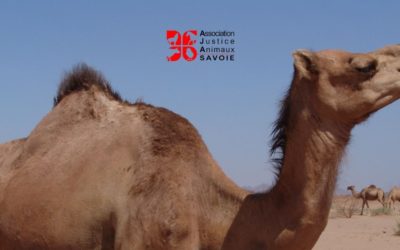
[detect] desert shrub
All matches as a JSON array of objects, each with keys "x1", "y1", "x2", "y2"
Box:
[
  {"x1": 370, "y1": 207, "x2": 392, "y2": 216},
  {"x1": 394, "y1": 221, "x2": 400, "y2": 236},
  {"x1": 334, "y1": 198, "x2": 358, "y2": 218}
]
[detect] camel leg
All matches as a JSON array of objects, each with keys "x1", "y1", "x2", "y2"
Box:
[
  {"x1": 361, "y1": 200, "x2": 365, "y2": 215},
  {"x1": 366, "y1": 201, "x2": 371, "y2": 214}
]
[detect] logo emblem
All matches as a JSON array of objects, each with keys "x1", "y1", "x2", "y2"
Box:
[{"x1": 166, "y1": 30, "x2": 197, "y2": 61}]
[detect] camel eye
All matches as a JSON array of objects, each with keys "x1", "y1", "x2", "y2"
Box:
[
  {"x1": 349, "y1": 57, "x2": 377, "y2": 74},
  {"x1": 355, "y1": 63, "x2": 376, "y2": 74}
]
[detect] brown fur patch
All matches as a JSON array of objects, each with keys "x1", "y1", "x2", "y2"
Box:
[{"x1": 135, "y1": 103, "x2": 204, "y2": 158}]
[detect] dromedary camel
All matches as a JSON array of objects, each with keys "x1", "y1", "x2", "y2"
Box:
[
  {"x1": 347, "y1": 185, "x2": 385, "y2": 215},
  {"x1": 0, "y1": 45, "x2": 400, "y2": 250},
  {"x1": 386, "y1": 186, "x2": 400, "y2": 209}
]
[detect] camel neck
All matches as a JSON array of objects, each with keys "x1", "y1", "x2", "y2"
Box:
[
  {"x1": 272, "y1": 109, "x2": 351, "y2": 219},
  {"x1": 260, "y1": 108, "x2": 351, "y2": 249},
  {"x1": 350, "y1": 188, "x2": 359, "y2": 198},
  {"x1": 222, "y1": 108, "x2": 353, "y2": 250}
]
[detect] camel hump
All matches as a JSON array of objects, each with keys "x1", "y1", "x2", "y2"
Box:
[
  {"x1": 53, "y1": 63, "x2": 124, "y2": 106},
  {"x1": 368, "y1": 184, "x2": 376, "y2": 188}
]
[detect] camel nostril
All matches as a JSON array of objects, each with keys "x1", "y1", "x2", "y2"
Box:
[{"x1": 397, "y1": 68, "x2": 400, "y2": 72}]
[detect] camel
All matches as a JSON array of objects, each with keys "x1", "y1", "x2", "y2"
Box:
[
  {"x1": 0, "y1": 45, "x2": 400, "y2": 250},
  {"x1": 386, "y1": 186, "x2": 400, "y2": 209},
  {"x1": 347, "y1": 185, "x2": 385, "y2": 215}
]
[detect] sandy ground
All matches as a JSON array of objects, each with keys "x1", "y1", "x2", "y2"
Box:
[{"x1": 314, "y1": 196, "x2": 400, "y2": 250}]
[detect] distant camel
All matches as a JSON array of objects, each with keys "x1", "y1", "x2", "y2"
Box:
[
  {"x1": 347, "y1": 185, "x2": 385, "y2": 215},
  {"x1": 0, "y1": 44, "x2": 400, "y2": 249},
  {"x1": 386, "y1": 186, "x2": 400, "y2": 209}
]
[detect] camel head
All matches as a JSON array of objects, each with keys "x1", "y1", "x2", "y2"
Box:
[
  {"x1": 347, "y1": 185, "x2": 355, "y2": 191},
  {"x1": 292, "y1": 45, "x2": 400, "y2": 125}
]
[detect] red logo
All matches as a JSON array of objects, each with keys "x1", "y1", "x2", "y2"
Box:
[{"x1": 166, "y1": 30, "x2": 197, "y2": 61}]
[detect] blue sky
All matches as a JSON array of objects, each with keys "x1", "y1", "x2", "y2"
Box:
[{"x1": 1, "y1": 1, "x2": 400, "y2": 192}]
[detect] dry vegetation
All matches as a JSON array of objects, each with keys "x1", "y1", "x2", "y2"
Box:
[
  {"x1": 330, "y1": 195, "x2": 360, "y2": 218},
  {"x1": 370, "y1": 207, "x2": 393, "y2": 216},
  {"x1": 314, "y1": 195, "x2": 400, "y2": 249},
  {"x1": 395, "y1": 221, "x2": 400, "y2": 236}
]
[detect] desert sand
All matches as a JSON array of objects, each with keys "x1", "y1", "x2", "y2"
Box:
[{"x1": 314, "y1": 196, "x2": 400, "y2": 250}]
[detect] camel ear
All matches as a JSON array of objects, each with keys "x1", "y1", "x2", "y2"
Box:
[{"x1": 292, "y1": 49, "x2": 317, "y2": 79}]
